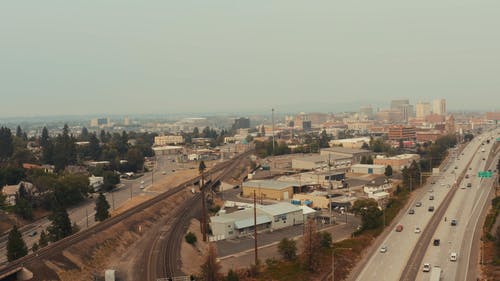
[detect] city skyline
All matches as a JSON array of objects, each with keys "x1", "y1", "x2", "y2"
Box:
[{"x1": 1, "y1": 1, "x2": 500, "y2": 117}]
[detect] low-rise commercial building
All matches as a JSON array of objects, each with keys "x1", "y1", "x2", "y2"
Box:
[
  {"x1": 154, "y1": 135, "x2": 185, "y2": 145},
  {"x1": 242, "y1": 180, "x2": 304, "y2": 200},
  {"x1": 351, "y1": 164, "x2": 386, "y2": 175},
  {"x1": 328, "y1": 137, "x2": 371, "y2": 149},
  {"x1": 210, "y1": 202, "x2": 305, "y2": 240},
  {"x1": 320, "y1": 147, "x2": 372, "y2": 164},
  {"x1": 152, "y1": 146, "x2": 183, "y2": 156},
  {"x1": 373, "y1": 154, "x2": 420, "y2": 170},
  {"x1": 388, "y1": 125, "x2": 416, "y2": 141}
]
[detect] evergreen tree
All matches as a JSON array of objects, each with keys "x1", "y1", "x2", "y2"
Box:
[
  {"x1": 385, "y1": 165, "x2": 393, "y2": 177},
  {"x1": 80, "y1": 127, "x2": 89, "y2": 141},
  {"x1": 47, "y1": 206, "x2": 72, "y2": 242},
  {"x1": 31, "y1": 242, "x2": 39, "y2": 252},
  {"x1": 366, "y1": 155, "x2": 374, "y2": 165},
  {"x1": 40, "y1": 127, "x2": 50, "y2": 148},
  {"x1": 95, "y1": 193, "x2": 110, "y2": 222},
  {"x1": 278, "y1": 237, "x2": 297, "y2": 261},
  {"x1": 0, "y1": 127, "x2": 14, "y2": 161},
  {"x1": 6, "y1": 225, "x2": 28, "y2": 262},
  {"x1": 38, "y1": 230, "x2": 49, "y2": 247},
  {"x1": 88, "y1": 133, "x2": 101, "y2": 160},
  {"x1": 302, "y1": 219, "x2": 320, "y2": 272},
  {"x1": 15, "y1": 126, "x2": 23, "y2": 138}
]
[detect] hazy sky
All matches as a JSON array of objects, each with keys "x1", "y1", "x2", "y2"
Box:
[{"x1": 1, "y1": 1, "x2": 499, "y2": 117}]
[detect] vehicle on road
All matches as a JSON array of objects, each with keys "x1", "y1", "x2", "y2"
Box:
[
  {"x1": 140, "y1": 184, "x2": 145, "y2": 189},
  {"x1": 380, "y1": 246, "x2": 387, "y2": 253},
  {"x1": 469, "y1": 167, "x2": 472, "y2": 170},
  {"x1": 396, "y1": 225, "x2": 404, "y2": 232},
  {"x1": 29, "y1": 231, "x2": 37, "y2": 237},
  {"x1": 162, "y1": 171, "x2": 166, "y2": 175},
  {"x1": 450, "y1": 252, "x2": 457, "y2": 261},
  {"x1": 423, "y1": 263, "x2": 431, "y2": 272},
  {"x1": 451, "y1": 219, "x2": 457, "y2": 226},
  {"x1": 430, "y1": 266, "x2": 442, "y2": 281},
  {"x1": 416, "y1": 202, "x2": 422, "y2": 207},
  {"x1": 428, "y1": 206, "x2": 435, "y2": 212},
  {"x1": 461, "y1": 185, "x2": 466, "y2": 189},
  {"x1": 454, "y1": 166, "x2": 458, "y2": 169},
  {"x1": 140, "y1": 180, "x2": 145, "y2": 184},
  {"x1": 467, "y1": 183, "x2": 472, "y2": 187},
  {"x1": 428, "y1": 189, "x2": 433, "y2": 193},
  {"x1": 465, "y1": 174, "x2": 469, "y2": 179},
  {"x1": 429, "y1": 195, "x2": 434, "y2": 200},
  {"x1": 414, "y1": 227, "x2": 421, "y2": 233},
  {"x1": 433, "y1": 239, "x2": 440, "y2": 246},
  {"x1": 408, "y1": 209, "x2": 415, "y2": 215}
]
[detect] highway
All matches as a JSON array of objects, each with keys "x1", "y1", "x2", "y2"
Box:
[
  {"x1": 0, "y1": 155, "x2": 181, "y2": 266},
  {"x1": 355, "y1": 130, "x2": 498, "y2": 281},
  {"x1": 414, "y1": 137, "x2": 498, "y2": 281}
]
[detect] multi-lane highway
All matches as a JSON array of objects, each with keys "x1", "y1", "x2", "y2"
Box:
[
  {"x1": 355, "y1": 130, "x2": 498, "y2": 281},
  {"x1": 414, "y1": 137, "x2": 498, "y2": 281}
]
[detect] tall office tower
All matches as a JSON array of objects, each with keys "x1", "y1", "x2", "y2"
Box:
[
  {"x1": 433, "y1": 99, "x2": 446, "y2": 115},
  {"x1": 416, "y1": 102, "x2": 431, "y2": 119},
  {"x1": 390, "y1": 99, "x2": 410, "y2": 111}
]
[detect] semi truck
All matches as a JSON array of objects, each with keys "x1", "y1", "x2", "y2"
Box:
[{"x1": 430, "y1": 266, "x2": 441, "y2": 281}]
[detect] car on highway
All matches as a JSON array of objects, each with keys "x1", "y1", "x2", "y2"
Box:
[
  {"x1": 469, "y1": 167, "x2": 472, "y2": 170},
  {"x1": 380, "y1": 246, "x2": 388, "y2": 253},
  {"x1": 450, "y1": 252, "x2": 457, "y2": 261},
  {"x1": 408, "y1": 209, "x2": 415, "y2": 215},
  {"x1": 465, "y1": 174, "x2": 469, "y2": 179},
  {"x1": 140, "y1": 184, "x2": 145, "y2": 189},
  {"x1": 454, "y1": 166, "x2": 458, "y2": 169},
  {"x1": 467, "y1": 183, "x2": 472, "y2": 187},
  {"x1": 29, "y1": 231, "x2": 37, "y2": 237},
  {"x1": 416, "y1": 201, "x2": 422, "y2": 207},
  {"x1": 428, "y1": 206, "x2": 435, "y2": 212},
  {"x1": 461, "y1": 185, "x2": 466, "y2": 189},
  {"x1": 140, "y1": 180, "x2": 145, "y2": 184},
  {"x1": 414, "y1": 227, "x2": 421, "y2": 233},
  {"x1": 423, "y1": 263, "x2": 431, "y2": 272},
  {"x1": 428, "y1": 189, "x2": 433, "y2": 193},
  {"x1": 162, "y1": 171, "x2": 166, "y2": 175},
  {"x1": 395, "y1": 225, "x2": 404, "y2": 232},
  {"x1": 433, "y1": 239, "x2": 440, "y2": 246},
  {"x1": 451, "y1": 219, "x2": 457, "y2": 226},
  {"x1": 429, "y1": 195, "x2": 434, "y2": 200}
]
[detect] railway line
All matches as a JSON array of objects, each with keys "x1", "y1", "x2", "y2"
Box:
[
  {"x1": 0, "y1": 150, "x2": 253, "y2": 279},
  {"x1": 147, "y1": 151, "x2": 250, "y2": 280}
]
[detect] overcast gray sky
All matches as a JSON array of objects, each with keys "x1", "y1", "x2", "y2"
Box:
[{"x1": 1, "y1": 1, "x2": 499, "y2": 117}]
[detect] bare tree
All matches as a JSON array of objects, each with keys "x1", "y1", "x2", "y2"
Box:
[
  {"x1": 200, "y1": 243, "x2": 222, "y2": 281},
  {"x1": 302, "y1": 219, "x2": 320, "y2": 272}
]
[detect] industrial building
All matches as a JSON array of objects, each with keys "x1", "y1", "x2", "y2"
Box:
[
  {"x1": 351, "y1": 164, "x2": 386, "y2": 175},
  {"x1": 209, "y1": 202, "x2": 306, "y2": 240},
  {"x1": 291, "y1": 154, "x2": 352, "y2": 171},
  {"x1": 320, "y1": 147, "x2": 372, "y2": 164},
  {"x1": 242, "y1": 180, "x2": 303, "y2": 200},
  {"x1": 328, "y1": 137, "x2": 371, "y2": 149}
]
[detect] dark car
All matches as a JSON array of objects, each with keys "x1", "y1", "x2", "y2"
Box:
[
  {"x1": 408, "y1": 209, "x2": 415, "y2": 215},
  {"x1": 428, "y1": 206, "x2": 435, "y2": 212},
  {"x1": 433, "y1": 239, "x2": 440, "y2": 246},
  {"x1": 416, "y1": 202, "x2": 422, "y2": 207},
  {"x1": 429, "y1": 195, "x2": 434, "y2": 200},
  {"x1": 451, "y1": 219, "x2": 457, "y2": 226}
]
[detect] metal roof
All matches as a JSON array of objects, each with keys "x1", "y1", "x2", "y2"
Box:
[
  {"x1": 242, "y1": 180, "x2": 299, "y2": 190},
  {"x1": 234, "y1": 215, "x2": 271, "y2": 229},
  {"x1": 258, "y1": 202, "x2": 302, "y2": 216}
]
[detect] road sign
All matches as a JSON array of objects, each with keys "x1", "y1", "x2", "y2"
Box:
[{"x1": 478, "y1": 171, "x2": 493, "y2": 178}]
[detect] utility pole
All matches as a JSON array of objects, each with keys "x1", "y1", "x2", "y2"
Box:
[
  {"x1": 85, "y1": 208, "x2": 89, "y2": 228},
  {"x1": 254, "y1": 190, "x2": 258, "y2": 265},
  {"x1": 201, "y1": 171, "x2": 207, "y2": 242},
  {"x1": 272, "y1": 108, "x2": 275, "y2": 155}
]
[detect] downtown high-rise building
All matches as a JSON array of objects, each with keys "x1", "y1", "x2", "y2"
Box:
[
  {"x1": 433, "y1": 99, "x2": 446, "y2": 115},
  {"x1": 416, "y1": 102, "x2": 431, "y2": 119}
]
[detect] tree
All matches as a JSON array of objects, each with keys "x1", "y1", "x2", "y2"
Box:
[
  {"x1": 360, "y1": 156, "x2": 367, "y2": 164},
  {"x1": 352, "y1": 199, "x2": 383, "y2": 230},
  {"x1": 319, "y1": 130, "x2": 330, "y2": 148},
  {"x1": 40, "y1": 127, "x2": 50, "y2": 148},
  {"x1": 102, "y1": 171, "x2": 120, "y2": 192},
  {"x1": 199, "y1": 243, "x2": 222, "y2": 281},
  {"x1": 80, "y1": 127, "x2": 89, "y2": 141},
  {"x1": 53, "y1": 124, "x2": 77, "y2": 171},
  {"x1": 88, "y1": 133, "x2": 101, "y2": 160},
  {"x1": 6, "y1": 225, "x2": 28, "y2": 262},
  {"x1": 302, "y1": 219, "x2": 320, "y2": 272},
  {"x1": 385, "y1": 165, "x2": 393, "y2": 177},
  {"x1": 47, "y1": 206, "x2": 73, "y2": 242},
  {"x1": 31, "y1": 242, "x2": 39, "y2": 252},
  {"x1": 15, "y1": 126, "x2": 23, "y2": 138},
  {"x1": 38, "y1": 230, "x2": 49, "y2": 247},
  {"x1": 361, "y1": 142, "x2": 370, "y2": 150},
  {"x1": 225, "y1": 269, "x2": 240, "y2": 281},
  {"x1": 366, "y1": 155, "x2": 374, "y2": 165},
  {"x1": 318, "y1": 231, "x2": 332, "y2": 249},
  {"x1": 278, "y1": 237, "x2": 297, "y2": 261},
  {"x1": 0, "y1": 127, "x2": 14, "y2": 161},
  {"x1": 95, "y1": 193, "x2": 111, "y2": 222},
  {"x1": 199, "y1": 160, "x2": 206, "y2": 174},
  {"x1": 126, "y1": 147, "x2": 144, "y2": 172},
  {"x1": 185, "y1": 232, "x2": 197, "y2": 245}
]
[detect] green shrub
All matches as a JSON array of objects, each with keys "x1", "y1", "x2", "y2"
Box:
[{"x1": 185, "y1": 232, "x2": 197, "y2": 245}]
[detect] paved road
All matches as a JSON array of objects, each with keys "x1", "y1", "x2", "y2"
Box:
[
  {"x1": 355, "y1": 130, "x2": 497, "y2": 281},
  {"x1": 0, "y1": 155, "x2": 181, "y2": 265},
  {"x1": 414, "y1": 137, "x2": 498, "y2": 281}
]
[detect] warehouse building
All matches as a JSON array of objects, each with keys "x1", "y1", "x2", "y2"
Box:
[
  {"x1": 351, "y1": 164, "x2": 386, "y2": 175},
  {"x1": 320, "y1": 147, "x2": 372, "y2": 164},
  {"x1": 291, "y1": 154, "x2": 351, "y2": 171},
  {"x1": 242, "y1": 180, "x2": 303, "y2": 200},
  {"x1": 373, "y1": 154, "x2": 420, "y2": 170},
  {"x1": 209, "y1": 202, "x2": 305, "y2": 240}
]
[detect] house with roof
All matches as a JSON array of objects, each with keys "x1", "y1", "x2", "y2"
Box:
[{"x1": 1, "y1": 181, "x2": 34, "y2": 206}]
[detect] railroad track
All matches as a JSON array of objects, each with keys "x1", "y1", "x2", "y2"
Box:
[
  {"x1": 0, "y1": 150, "x2": 254, "y2": 278},
  {"x1": 149, "y1": 151, "x2": 249, "y2": 280}
]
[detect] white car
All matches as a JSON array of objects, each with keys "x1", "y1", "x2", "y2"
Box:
[
  {"x1": 450, "y1": 252, "x2": 457, "y2": 261},
  {"x1": 423, "y1": 263, "x2": 431, "y2": 272},
  {"x1": 414, "y1": 227, "x2": 421, "y2": 233},
  {"x1": 380, "y1": 246, "x2": 388, "y2": 253}
]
